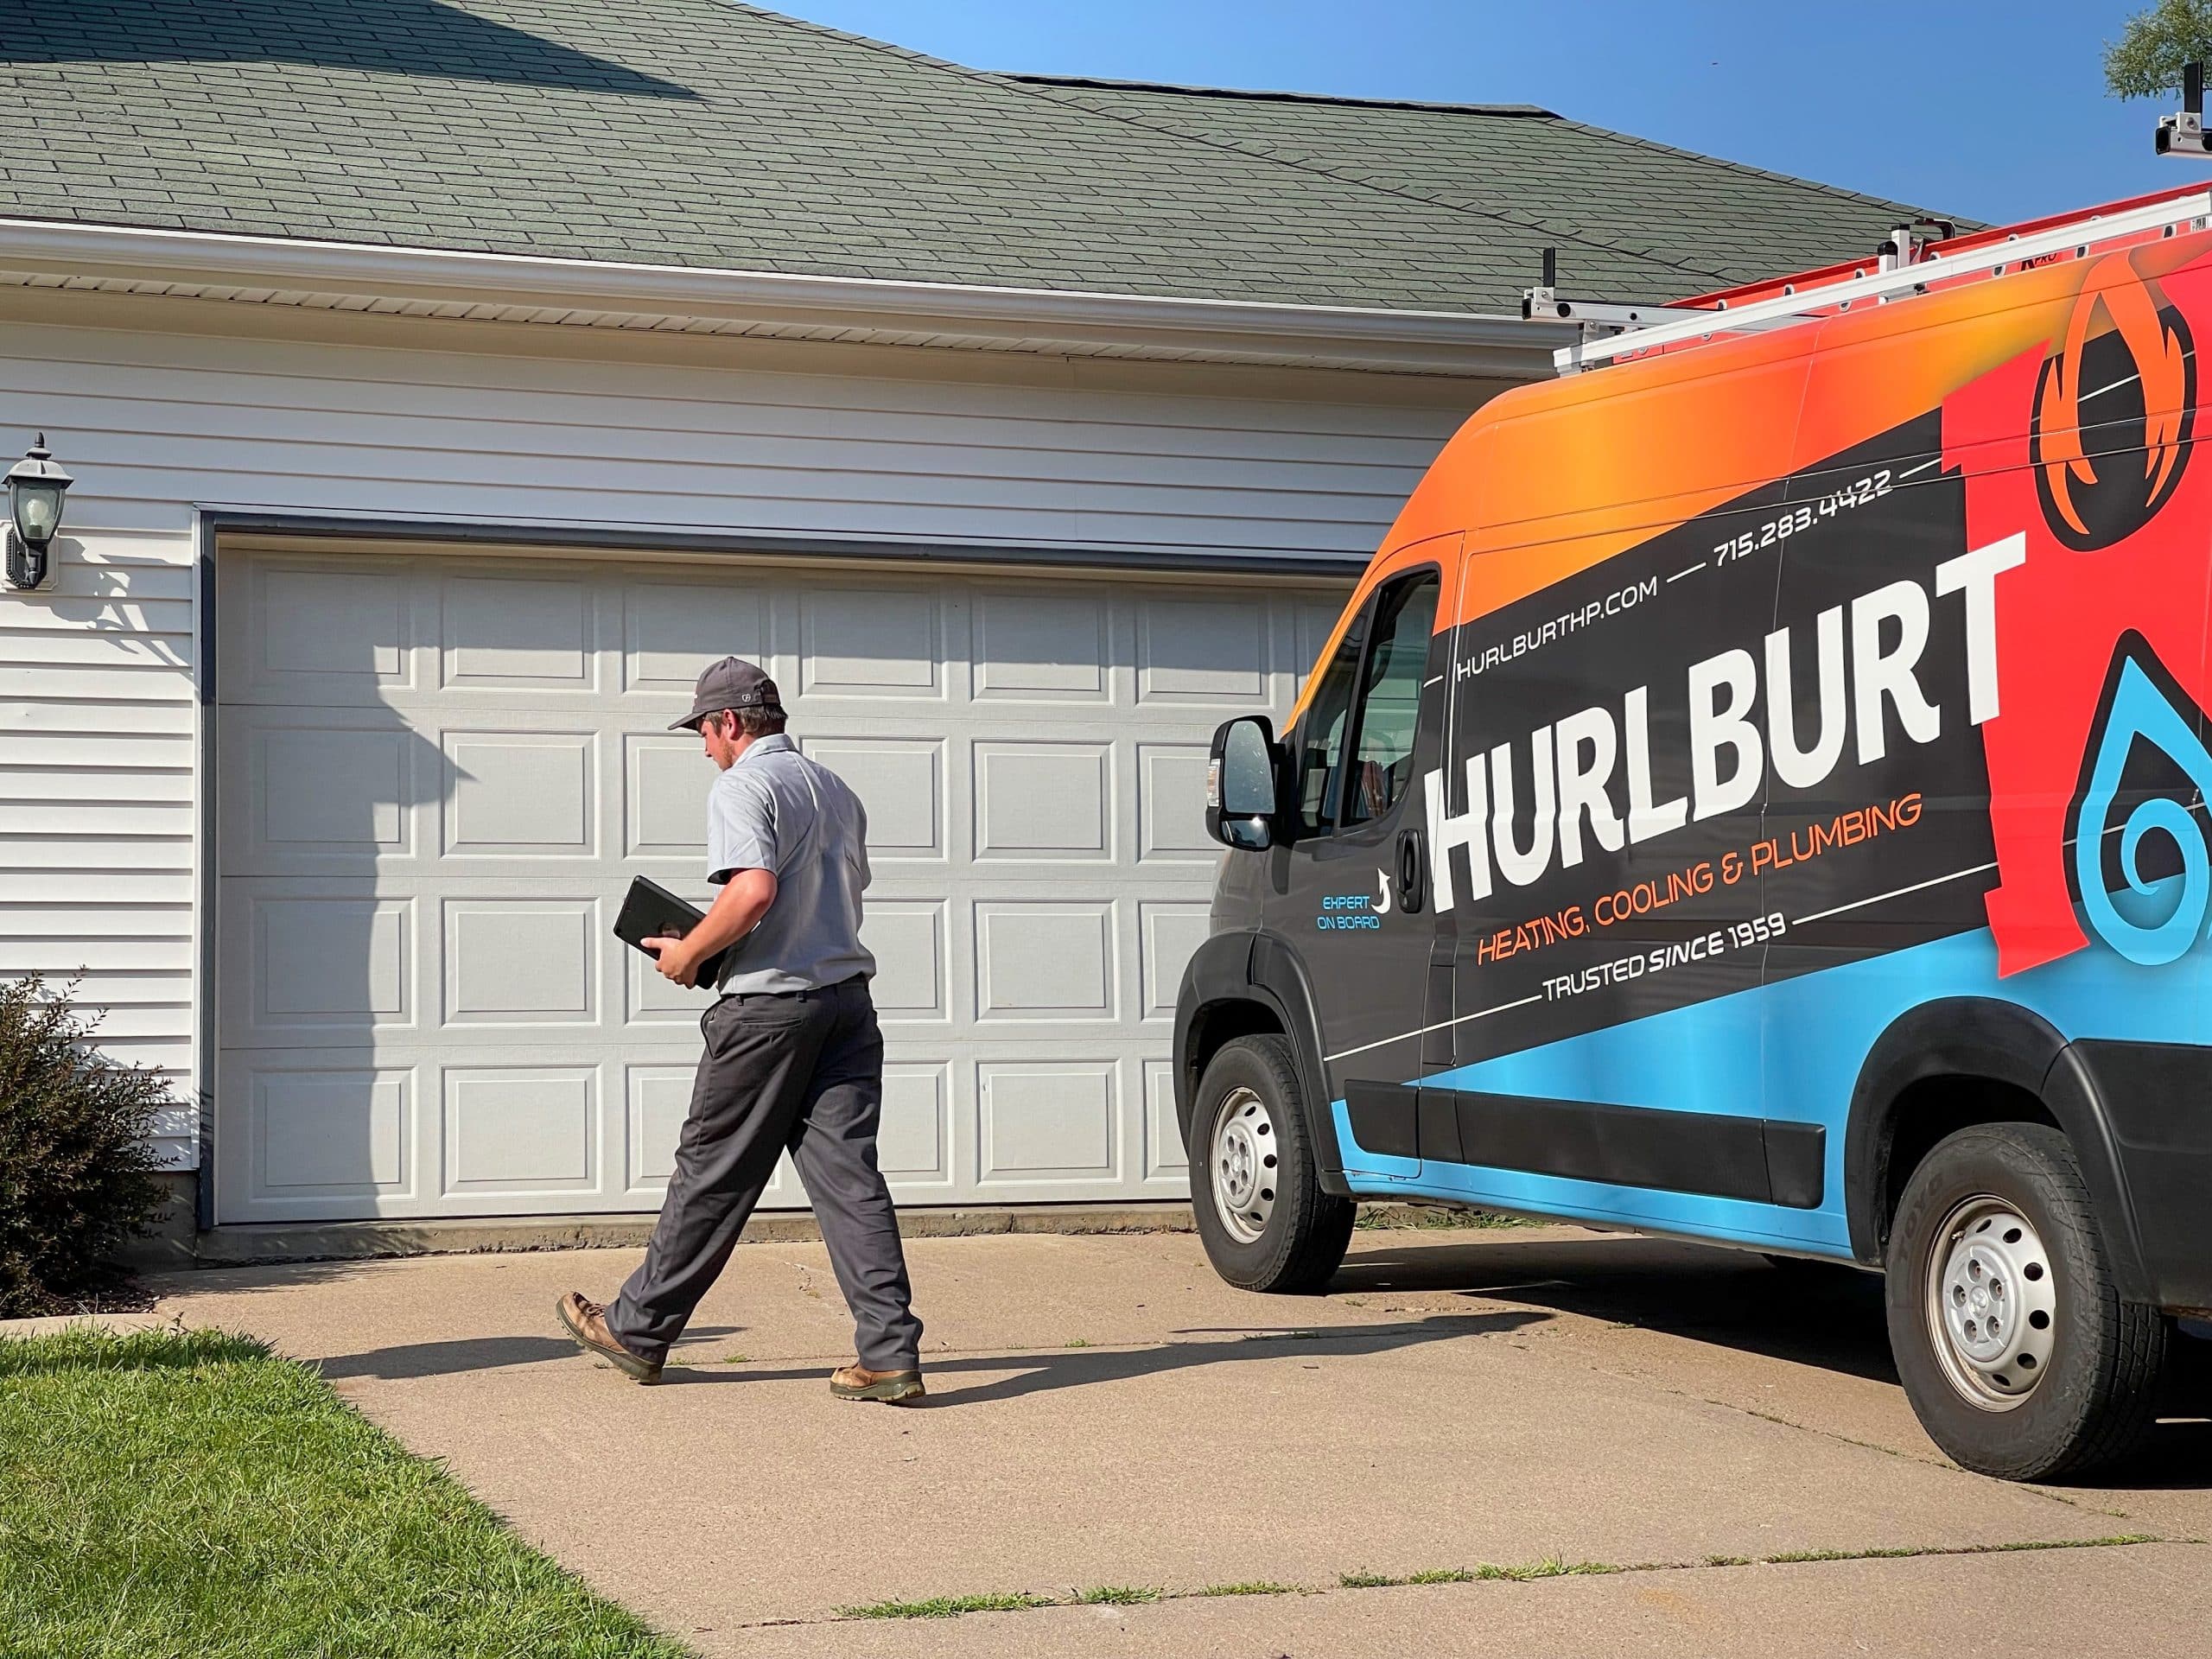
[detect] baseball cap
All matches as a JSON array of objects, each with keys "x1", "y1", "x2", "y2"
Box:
[{"x1": 671, "y1": 656, "x2": 785, "y2": 731}]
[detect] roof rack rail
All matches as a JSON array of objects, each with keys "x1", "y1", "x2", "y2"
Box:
[{"x1": 1527, "y1": 188, "x2": 2212, "y2": 376}]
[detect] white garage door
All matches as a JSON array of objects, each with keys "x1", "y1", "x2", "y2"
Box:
[{"x1": 213, "y1": 545, "x2": 1344, "y2": 1222}]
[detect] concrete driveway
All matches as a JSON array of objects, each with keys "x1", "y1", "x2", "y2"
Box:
[{"x1": 149, "y1": 1225, "x2": 2212, "y2": 1656}]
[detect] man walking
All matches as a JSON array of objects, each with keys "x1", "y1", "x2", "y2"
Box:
[{"x1": 559, "y1": 657, "x2": 925, "y2": 1401}]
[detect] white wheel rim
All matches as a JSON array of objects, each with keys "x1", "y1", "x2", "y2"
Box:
[
  {"x1": 1923, "y1": 1193, "x2": 2060, "y2": 1412},
  {"x1": 1210, "y1": 1085, "x2": 1278, "y2": 1245}
]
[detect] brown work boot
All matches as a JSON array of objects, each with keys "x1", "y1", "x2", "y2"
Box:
[
  {"x1": 830, "y1": 1362, "x2": 925, "y2": 1404},
  {"x1": 556, "y1": 1291, "x2": 663, "y2": 1384}
]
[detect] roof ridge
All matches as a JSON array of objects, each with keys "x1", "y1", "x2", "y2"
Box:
[
  {"x1": 722, "y1": 3, "x2": 1735, "y2": 295},
  {"x1": 726, "y1": 5, "x2": 1971, "y2": 293},
  {"x1": 1002, "y1": 72, "x2": 1554, "y2": 118},
  {"x1": 1008, "y1": 70, "x2": 1976, "y2": 290},
  {"x1": 1006, "y1": 67, "x2": 1963, "y2": 234},
  {"x1": 1000, "y1": 76, "x2": 1757, "y2": 294}
]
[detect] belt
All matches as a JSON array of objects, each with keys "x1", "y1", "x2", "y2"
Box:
[{"x1": 718, "y1": 971, "x2": 867, "y2": 1004}]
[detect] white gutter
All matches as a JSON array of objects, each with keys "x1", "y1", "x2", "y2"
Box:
[{"x1": 0, "y1": 216, "x2": 1564, "y2": 378}]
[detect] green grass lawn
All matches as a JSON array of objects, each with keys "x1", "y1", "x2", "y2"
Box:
[{"x1": 0, "y1": 1325, "x2": 691, "y2": 1659}]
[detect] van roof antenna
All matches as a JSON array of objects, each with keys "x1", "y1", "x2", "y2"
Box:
[
  {"x1": 1878, "y1": 219, "x2": 1959, "y2": 273},
  {"x1": 2158, "y1": 60, "x2": 2209, "y2": 156}
]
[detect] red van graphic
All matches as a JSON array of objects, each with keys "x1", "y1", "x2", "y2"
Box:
[{"x1": 1948, "y1": 251, "x2": 2212, "y2": 975}]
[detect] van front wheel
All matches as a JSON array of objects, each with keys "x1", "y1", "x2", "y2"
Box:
[
  {"x1": 1885, "y1": 1122, "x2": 2166, "y2": 1480},
  {"x1": 1190, "y1": 1035, "x2": 1354, "y2": 1294}
]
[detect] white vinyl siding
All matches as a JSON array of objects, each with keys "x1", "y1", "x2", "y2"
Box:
[
  {"x1": 0, "y1": 313, "x2": 1471, "y2": 1175},
  {"x1": 0, "y1": 528, "x2": 199, "y2": 1157},
  {"x1": 0, "y1": 321, "x2": 1456, "y2": 551}
]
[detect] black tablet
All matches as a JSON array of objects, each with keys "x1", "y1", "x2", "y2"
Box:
[{"x1": 613, "y1": 876, "x2": 731, "y2": 988}]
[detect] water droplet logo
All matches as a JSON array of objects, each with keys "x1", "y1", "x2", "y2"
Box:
[{"x1": 2072, "y1": 635, "x2": 2212, "y2": 965}]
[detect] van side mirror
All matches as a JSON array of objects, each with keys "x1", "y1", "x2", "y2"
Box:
[{"x1": 1206, "y1": 715, "x2": 1280, "y2": 851}]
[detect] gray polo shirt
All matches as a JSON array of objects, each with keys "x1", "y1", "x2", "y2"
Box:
[{"x1": 705, "y1": 733, "x2": 876, "y2": 995}]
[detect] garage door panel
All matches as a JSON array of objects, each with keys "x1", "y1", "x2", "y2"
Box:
[
  {"x1": 441, "y1": 1065, "x2": 599, "y2": 1197},
  {"x1": 879, "y1": 1064, "x2": 953, "y2": 1185},
  {"x1": 972, "y1": 588, "x2": 1108, "y2": 700},
  {"x1": 973, "y1": 741, "x2": 1112, "y2": 861},
  {"x1": 441, "y1": 898, "x2": 599, "y2": 1027},
  {"x1": 225, "y1": 554, "x2": 423, "y2": 707},
  {"x1": 218, "y1": 548, "x2": 1348, "y2": 1220},
  {"x1": 1138, "y1": 594, "x2": 1269, "y2": 704},
  {"x1": 863, "y1": 899, "x2": 948, "y2": 1021},
  {"x1": 626, "y1": 733, "x2": 715, "y2": 858},
  {"x1": 257, "y1": 721, "x2": 415, "y2": 855},
  {"x1": 222, "y1": 889, "x2": 415, "y2": 1046},
  {"x1": 976, "y1": 1058, "x2": 1120, "y2": 1187},
  {"x1": 623, "y1": 579, "x2": 766, "y2": 691},
  {"x1": 258, "y1": 561, "x2": 414, "y2": 686},
  {"x1": 441, "y1": 729, "x2": 600, "y2": 858},
  {"x1": 800, "y1": 585, "x2": 945, "y2": 698},
  {"x1": 1139, "y1": 900, "x2": 1211, "y2": 1023},
  {"x1": 975, "y1": 900, "x2": 1116, "y2": 1021},
  {"x1": 1141, "y1": 1059, "x2": 1188, "y2": 1182},
  {"x1": 440, "y1": 571, "x2": 597, "y2": 692},
  {"x1": 798, "y1": 736, "x2": 944, "y2": 858},
  {"x1": 623, "y1": 1063, "x2": 694, "y2": 1197},
  {"x1": 219, "y1": 1052, "x2": 416, "y2": 1216},
  {"x1": 1136, "y1": 743, "x2": 1217, "y2": 862}
]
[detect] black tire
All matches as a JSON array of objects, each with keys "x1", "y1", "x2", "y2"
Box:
[
  {"x1": 1884, "y1": 1122, "x2": 2166, "y2": 1481},
  {"x1": 1187, "y1": 1034, "x2": 1354, "y2": 1294}
]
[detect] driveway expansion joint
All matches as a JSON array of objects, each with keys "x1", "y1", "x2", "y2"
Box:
[{"x1": 762, "y1": 1535, "x2": 2179, "y2": 1629}]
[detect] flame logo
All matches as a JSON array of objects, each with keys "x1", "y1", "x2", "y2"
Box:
[{"x1": 2031, "y1": 253, "x2": 2196, "y2": 551}]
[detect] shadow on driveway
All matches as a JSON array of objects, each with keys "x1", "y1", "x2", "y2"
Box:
[
  {"x1": 318, "y1": 1325, "x2": 747, "y2": 1381},
  {"x1": 667, "y1": 1310, "x2": 1548, "y2": 1405},
  {"x1": 1341, "y1": 1234, "x2": 1898, "y2": 1382},
  {"x1": 1338, "y1": 1232, "x2": 2212, "y2": 1486}
]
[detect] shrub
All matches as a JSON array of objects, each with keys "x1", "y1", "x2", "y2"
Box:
[{"x1": 0, "y1": 975, "x2": 173, "y2": 1316}]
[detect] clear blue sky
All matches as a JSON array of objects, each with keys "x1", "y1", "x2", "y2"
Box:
[{"x1": 791, "y1": 0, "x2": 2185, "y2": 229}]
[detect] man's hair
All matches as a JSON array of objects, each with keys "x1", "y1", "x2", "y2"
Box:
[{"x1": 713, "y1": 707, "x2": 785, "y2": 738}]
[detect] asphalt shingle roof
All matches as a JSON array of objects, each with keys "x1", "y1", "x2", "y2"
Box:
[
  {"x1": 1013, "y1": 76, "x2": 1977, "y2": 293},
  {"x1": 1, "y1": 0, "x2": 1966, "y2": 312}
]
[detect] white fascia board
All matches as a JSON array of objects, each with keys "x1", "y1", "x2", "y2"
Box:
[{"x1": 0, "y1": 216, "x2": 1565, "y2": 378}]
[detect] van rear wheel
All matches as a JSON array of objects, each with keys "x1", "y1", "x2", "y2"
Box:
[
  {"x1": 1884, "y1": 1122, "x2": 2166, "y2": 1480},
  {"x1": 1190, "y1": 1035, "x2": 1353, "y2": 1294}
]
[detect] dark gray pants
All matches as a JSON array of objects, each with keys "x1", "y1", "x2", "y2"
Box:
[{"x1": 607, "y1": 976, "x2": 923, "y2": 1370}]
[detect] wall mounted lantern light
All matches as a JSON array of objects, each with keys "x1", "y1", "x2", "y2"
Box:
[{"x1": 4, "y1": 434, "x2": 72, "y2": 592}]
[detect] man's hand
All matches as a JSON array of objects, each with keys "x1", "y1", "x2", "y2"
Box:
[
  {"x1": 643, "y1": 870, "x2": 777, "y2": 993},
  {"x1": 645, "y1": 935, "x2": 701, "y2": 988}
]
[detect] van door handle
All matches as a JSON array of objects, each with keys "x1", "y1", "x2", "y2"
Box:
[{"x1": 1395, "y1": 829, "x2": 1424, "y2": 914}]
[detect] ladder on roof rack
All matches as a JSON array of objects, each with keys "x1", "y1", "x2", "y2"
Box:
[{"x1": 1524, "y1": 190, "x2": 2212, "y2": 376}]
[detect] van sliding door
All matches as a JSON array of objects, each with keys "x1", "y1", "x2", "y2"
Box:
[{"x1": 1410, "y1": 499, "x2": 1785, "y2": 1222}]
